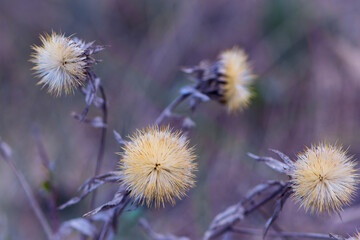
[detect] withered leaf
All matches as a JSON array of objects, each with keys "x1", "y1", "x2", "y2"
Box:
[
  {"x1": 248, "y1": 153, "x2": 289, "y2": 173},
  {"x1": 55, "y1": 218, "x2": 96, "y2": 239},
  {"x1": 59, "y1": 172, "x2": 121, "y2": 210},
  {"x1": 83, "y1": 189, "x2": 129, "y2": 217}
]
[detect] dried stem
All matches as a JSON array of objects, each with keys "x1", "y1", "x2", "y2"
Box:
[
  {"x1": 98, "y1": 196, "x2": 132, "y2": 240},
  {"x1": 90, "y1": 84, "x2": 108, "y2": 209},
  {"x1": 155, "y1": 92, "x2": 192, "y2": 125},
  {"x1": 230, "y1": 227, "x2": 332, "y2": 239},
  {"x1": 244, "y1": 183, "x2": 288, "y2": 215},
  {"x1": 0, "y1": 148, "x2": 53, "y2": 239},
  {"x1": 204, "y1": 183, "x2": 287, "y2": 240}
]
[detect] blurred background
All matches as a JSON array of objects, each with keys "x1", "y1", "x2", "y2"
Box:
[{"x1": 1, "y1": 0, "x2": 360, "y2": 239}]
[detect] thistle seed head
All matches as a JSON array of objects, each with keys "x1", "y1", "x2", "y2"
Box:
[
  {"x1": 290, "y1": 143, "x2": 358, "y2": 215},
  {"x1": 217, "y1": 47, "x2": 255, "y2": 113},
  {"x1": 31, "y1": 32, "x2": 100, "y2": 96},
  {"x1": 118, "y1": 126, "x2": 197, "y2": 208}
]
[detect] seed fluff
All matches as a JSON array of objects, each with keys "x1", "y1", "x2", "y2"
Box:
[
  {"x1": 31, "y1": 32, "x2": 90, "y2": 96},
  {"x1": 118, "y1": 126, "x2": 197, "y2": 208},
  {"x1": 290, "y1": 142, "x2": 358, "y2": 215},
  {"x1": 217, "y1": 47, "x2": 255, "y2": 113}
]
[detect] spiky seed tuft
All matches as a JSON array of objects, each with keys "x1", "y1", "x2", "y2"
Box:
[
  {"x1": 291, "y1": 142, "x2": 358, "y2": 215},
  {"x1": 347, "y1": 231, "x2": 360, "y2": 240},
  {"x1": 31, "y1": 32, "x2": 89, "y2": 96},
  {"x1": 118, "y1": 126, "x2": 197, "y2": 208},
  {"x1": 217, "y1": 47, "x2": 255, "y2": 113}
]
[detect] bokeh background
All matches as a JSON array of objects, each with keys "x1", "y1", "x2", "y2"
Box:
[{"x1": 1, "y1": 0, "x2": 360, "y2": 239}]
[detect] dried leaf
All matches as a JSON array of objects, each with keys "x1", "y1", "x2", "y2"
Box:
[
  {"x1": 180, "y1": 86, "x2": 210, "y2": 102},
  {"x1": 139, "y1": 218, "x2": 190, "y2": 240},
  {"x1": 72, "y1": 113, "x2": 107, "y2": 128},
  {"x1": 89, "y1": 116, "x2": 107, "y2": 128},
  {"x1": 263, "y1": 188, "x2": 292, "y2": 239},
  {"x1": 180, "y1": 86, "x2": 195, "y2": 95},
  {"x1": 269, "y1": 149, "x2": 294, "y2": 168},
  {"x1": 90, "y1": 209, "x2": 114, "y2": 222},
  {"x1": 83, "y1": 189, "x2": 129, "y2": 217},
  {"x1": 59, "y1": 172, "x2": 121, "y2": 210},
  {"x1": 192, "y1": 90, "x2": 210, "y2": 102},
  {"x1": 56, "y1": 218, "x2": 96, "y2": 239},
  {"x1": 247, "y1": 153, "x2": 289, "y2": 173},
  {"x1": 182, "y1": 117, "x2": 196, "y2": 129},
  {"x1": 113, "y1": 130, "x2": 126, "y2": 145},
  {"x1": 204, "y1": 203, "x2": 244, "y2": 240},
  {"x1": 243, "y1": 181, "x2": 285, "y2": 203}
]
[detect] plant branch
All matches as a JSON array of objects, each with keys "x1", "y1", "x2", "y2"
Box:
[
  {"x1": 90, "y1": 84, "x2": 108, "y2": 209},
  {"x1": 155, "y1": 92, "x2": 192, "y2": 125}
]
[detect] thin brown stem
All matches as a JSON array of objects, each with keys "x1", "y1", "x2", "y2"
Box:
[
  {"x1": 230, "y1": 227, "x2": 332, "y2": 239},
  {"x1": 0, "y1": 152, "x2": 53, "y2": 239}
]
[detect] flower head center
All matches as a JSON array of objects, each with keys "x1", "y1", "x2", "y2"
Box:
[{"x1": 154, "y1": 163, "x2": 161, "y2": 170}]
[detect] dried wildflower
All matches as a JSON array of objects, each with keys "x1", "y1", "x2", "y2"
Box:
[
  {"x1": 290, "y1": 143, "x2": 358, "y2": 214},
  {"x1": 184, "y1": 46, "x2": 255, "y2": 113},
  {"x1": 119, "y1": 126, "x2": 197, "y2": 207},
  {"x1": 31, "y1": 32, "x2": 102, "y2": 96},
  {"x1": 217, "y1": 47, "x2": 255, "y2": 112}
]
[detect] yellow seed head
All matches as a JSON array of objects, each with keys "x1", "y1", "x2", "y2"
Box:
[
  {"x1": 31, "y1": 32, "x2": 88, "y2": 96},
  {"x1": 218, "y1": 47, "x2": 255, "y2": 113},
  {"x1": 291, "y1": 143, "x2": 358, "y2": 215},
  {"x1": 119, "y1": 126, "x2": 197, "y2": 208}
]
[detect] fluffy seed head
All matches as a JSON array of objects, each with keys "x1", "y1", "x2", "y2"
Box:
[
  {"x1": 291, "y1": 143, "x2": 358, "y2": 215},
  {"x1": 218, "y1": 47, "x2": 255, "y2": 113},
  {"x1": 119, "y1": 126, "x2": 197, "y2": 208},
  {"x1": 31, "y1": 32, "x2": 88, "y2": 96}
]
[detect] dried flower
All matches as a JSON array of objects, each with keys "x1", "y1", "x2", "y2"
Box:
[
  {"x1": 31, "y1": 32, "x2": 101, "y2": 96},
  {"x1": 217, "y1": 47, "x2": 255, "y2": 112},
  {"x1": 119, "y1": 126, "x2": 197, "y2": 207},
  {"x1": 184, "y1": 46, "x2": 255, "y2": 113},
  {"x1": 290, "y1": 143, "x2": 358, "y2": 214}
]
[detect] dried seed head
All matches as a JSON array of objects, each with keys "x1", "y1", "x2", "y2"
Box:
[
  {"x1": 31, "y1": 32, "x2": 95, "y2": 96},
  {"x1": 119, "y1": 126, "x2": 197, "y2": 208},
  {"x1": 217, "y1": 47, "x2": 255, "y2": 113},
  {"x1": 290, "y1": 143, "x2": 358, "y2": 215}
]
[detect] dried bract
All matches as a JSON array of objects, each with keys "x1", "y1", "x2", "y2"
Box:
[
  {"x1": 118, "y1": 126, "x2": 197, "y2": 208},
  {"x1": 290, "y1": 143, "x2": 358, "y2": 214},
  {"x1": 31, "y1": 32, "x2": 102, "y2": 96}
]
